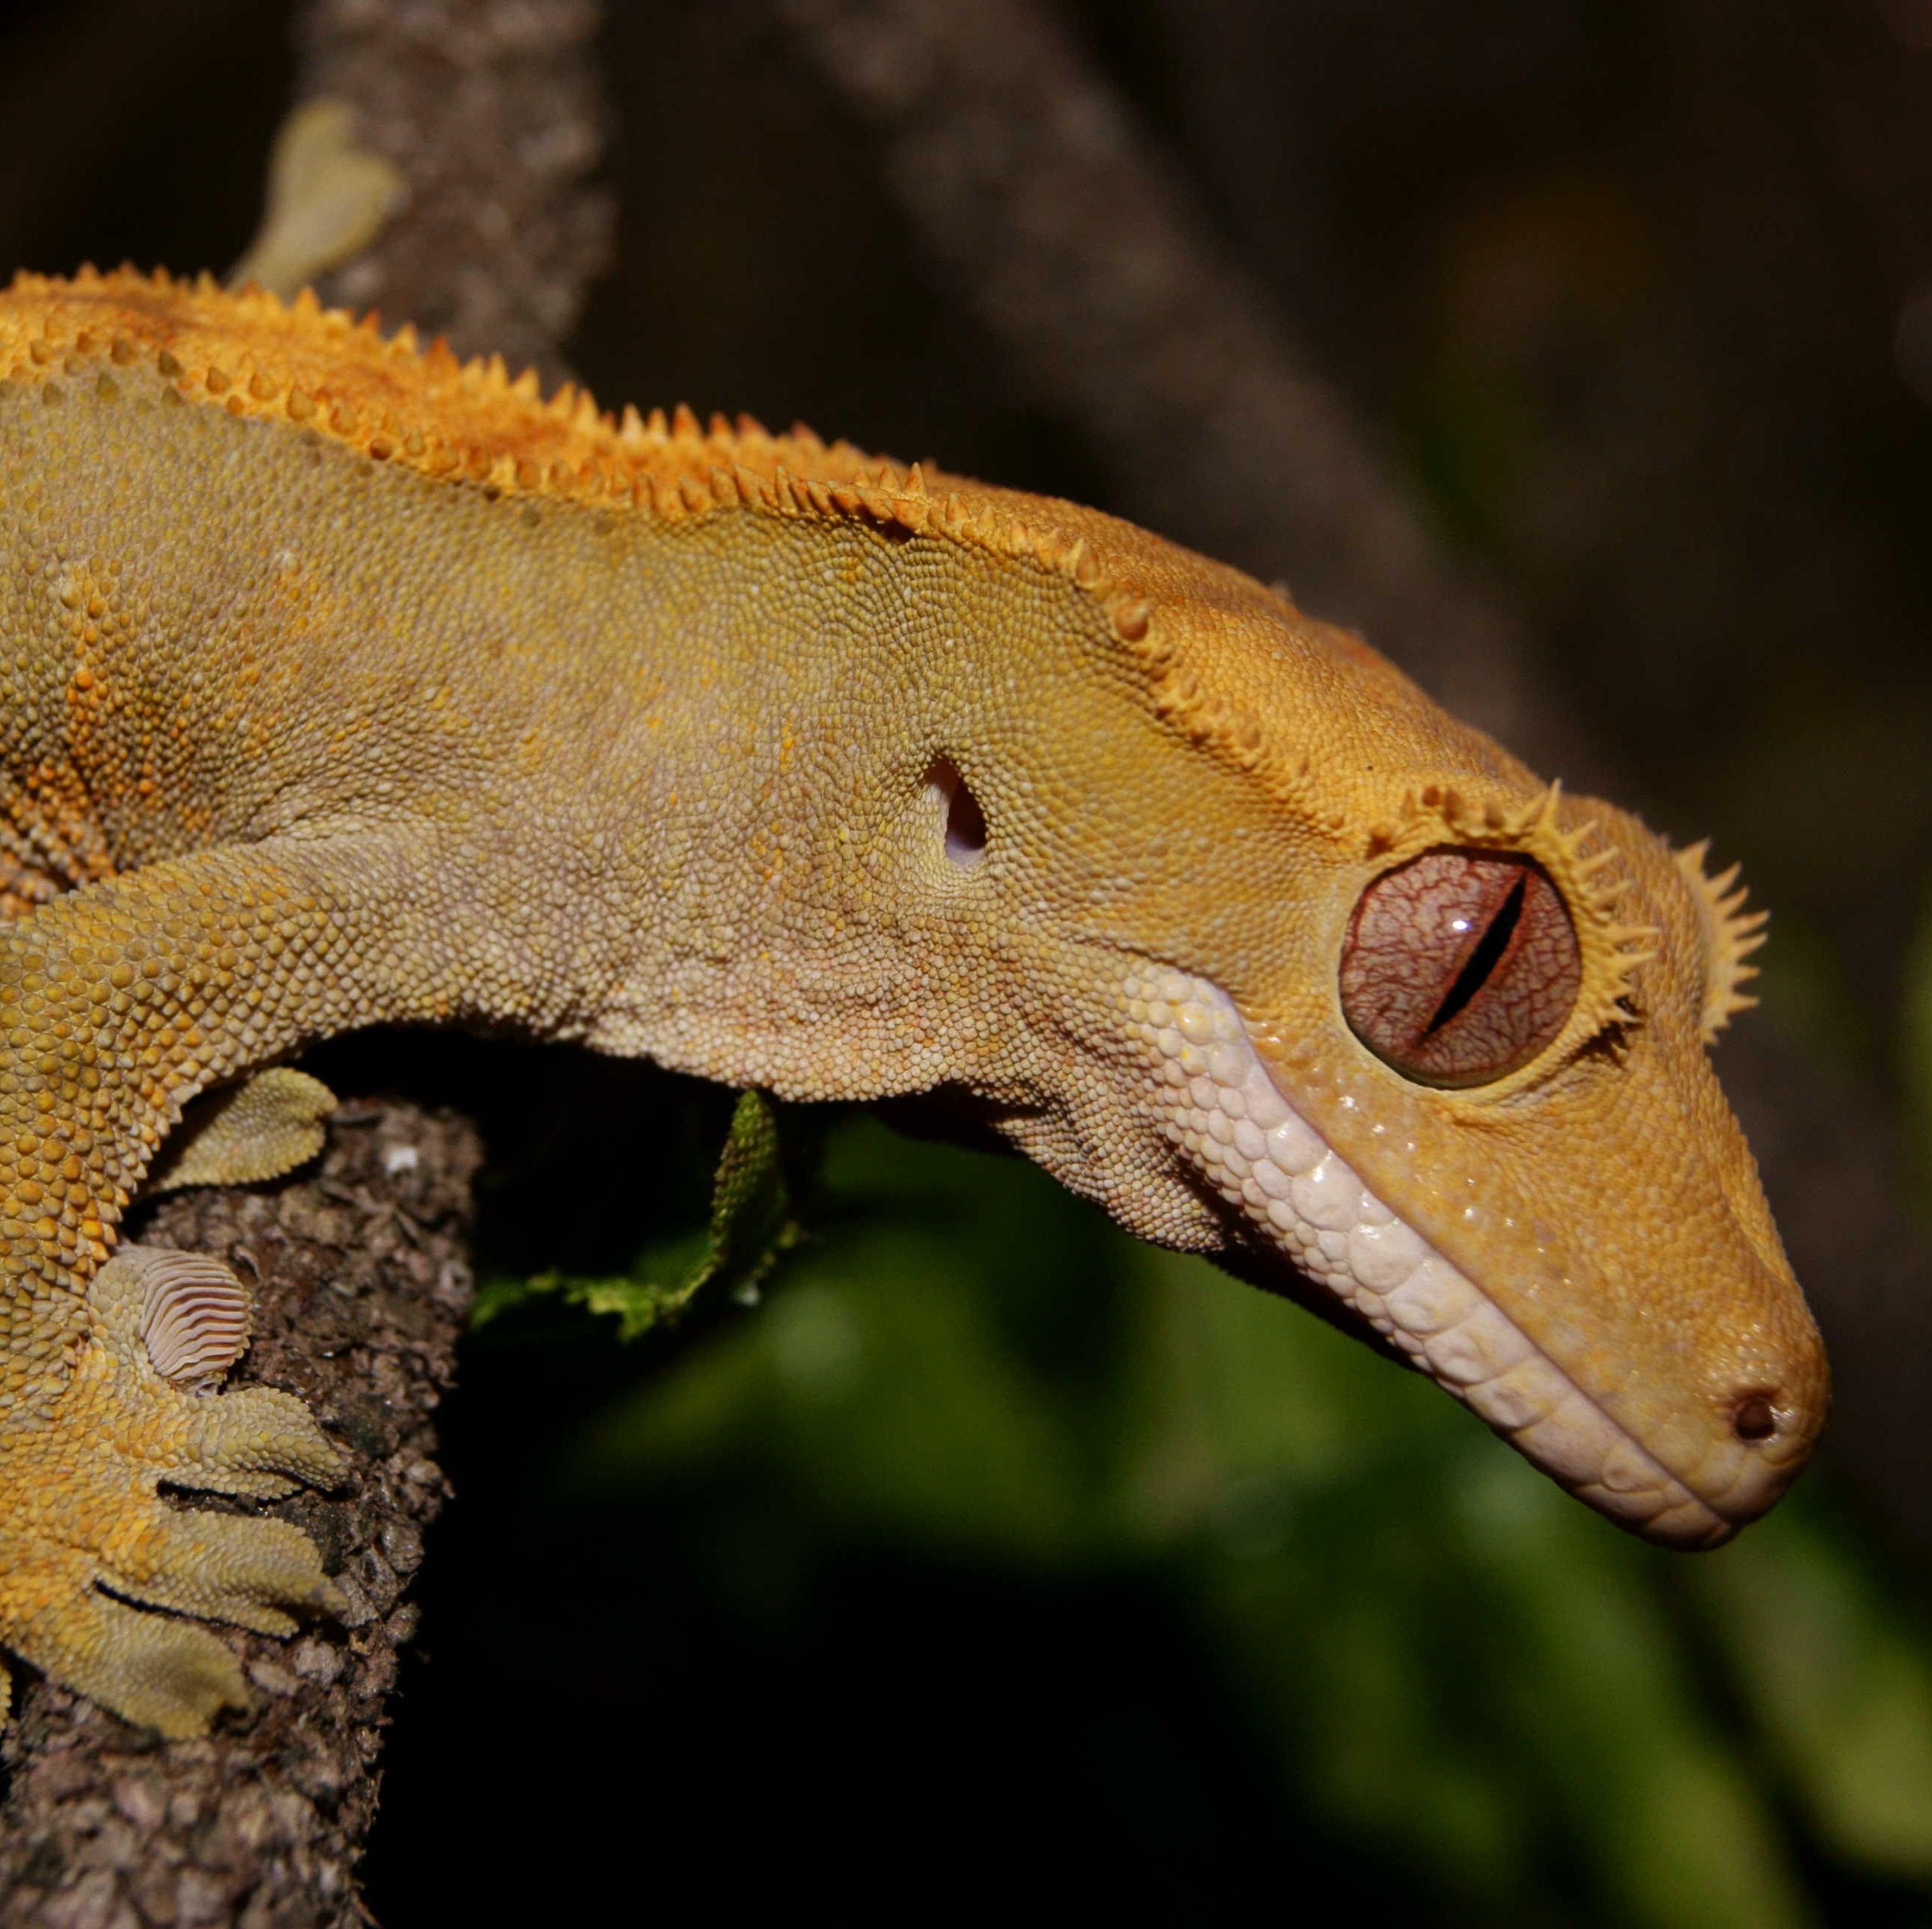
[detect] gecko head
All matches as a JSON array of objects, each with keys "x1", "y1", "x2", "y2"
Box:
[
  {"x1": 1090, "y1": 780, "x2": 1827, "y2": 1549},
  {"x1": 886, "y1": 517, "x2": 1828, "y2": 1548}
]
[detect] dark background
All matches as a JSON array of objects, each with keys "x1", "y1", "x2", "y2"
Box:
[{"x1": 1, "y1": 0, "x2": 1930, "y2": 1921}]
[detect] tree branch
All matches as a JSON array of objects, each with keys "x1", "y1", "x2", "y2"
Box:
[{"x1": 298, "y1": 0, "x2": 613, "y2": 384}]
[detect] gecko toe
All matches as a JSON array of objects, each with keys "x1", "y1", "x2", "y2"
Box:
[
  {"x1": 72, "y1": 1602, "x2": 252, "y2": 1739},
  {"x1": 101, "y1": 1507, "x2": 340, "y2": 1639},
  {"x1": 84, "y1": 1245, "x2": 345, "y2": 1494},
  {"x1": 0, "y1": 1535, "x2": 252, "y2": 1739},
  {"x1": 0, "y1": 1283, "x2": 348, "y2": 1734},
  {"x1": 159, "y1": 1383, "x2": 346, "y2": 1496}
]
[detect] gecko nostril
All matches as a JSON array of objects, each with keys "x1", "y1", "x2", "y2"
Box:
[{"x1": 1733, "y1": 1395, "x2": 1777, "y2": 1442}]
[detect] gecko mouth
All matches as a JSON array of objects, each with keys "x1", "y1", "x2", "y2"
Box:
[{"x1": 1118, "y1": 964, "x2": 1785, "y2": 1549}]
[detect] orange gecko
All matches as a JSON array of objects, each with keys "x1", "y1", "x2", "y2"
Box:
[{"x1": 0, "y1": 268, "x2": 1823, "y2": 1735}]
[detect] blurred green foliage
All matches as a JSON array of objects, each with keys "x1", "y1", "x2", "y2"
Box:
[{"x1": 392, "y1": 1099, "x2": 1932, "y2": 1926}]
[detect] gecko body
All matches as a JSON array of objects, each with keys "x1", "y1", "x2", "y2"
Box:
[{"x1": 0, "y1": 269, "x2": 1825, "y2": 1735}]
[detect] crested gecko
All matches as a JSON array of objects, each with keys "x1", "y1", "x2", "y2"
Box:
[{"x1": 0, "y1": 267, "x2": 1825, "y2": 1736}]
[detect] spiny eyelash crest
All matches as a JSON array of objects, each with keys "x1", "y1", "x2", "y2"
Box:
[{"x1": 1674, "y1": 839, "x2": 1768, "y2": 1043}]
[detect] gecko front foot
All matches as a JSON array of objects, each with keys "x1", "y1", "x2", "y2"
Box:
[{"x1": 0, "y1": 1247, "x2": 345, "y2": 1737}]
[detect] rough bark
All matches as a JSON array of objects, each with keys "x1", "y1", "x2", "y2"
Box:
[
  {"x1": 0, "y1": 1105, "x2": 482, "y2": 1928},
  {"x1": 770, "y1": 0, "x2": 1932, "y2": 1548},
  {"x1": 298, "y1": 0, "x2": 614, "y2": 385}
]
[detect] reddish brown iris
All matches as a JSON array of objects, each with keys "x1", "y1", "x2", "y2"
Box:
[{"x1": 1340, "y1": 849, "x2": 1581, "y2": 1087}]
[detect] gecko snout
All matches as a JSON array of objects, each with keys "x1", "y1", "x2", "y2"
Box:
[{"x1": 1688, "y1": 1329, "x2": 1828, "y2": 1534}]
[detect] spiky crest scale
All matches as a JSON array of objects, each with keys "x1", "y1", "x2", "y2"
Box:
[
  {"x1": 0, "y1": 268, "x2": 1503, "y2": 891},
  {"x1": 1674, "y1": 839, "x2": 1768, "y2": 1043},
  {"x1": 0, "y1": 266, "x2": 1171, "y2": 638}
]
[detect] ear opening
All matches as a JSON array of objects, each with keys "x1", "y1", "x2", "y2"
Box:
[{"x1": 926, "y1": 758, "x2": 988, "y2": 869}]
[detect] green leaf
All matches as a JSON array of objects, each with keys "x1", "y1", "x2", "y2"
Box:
[{"x1": 472, "y1": 1089, "x2": 805, "y2": 1340}]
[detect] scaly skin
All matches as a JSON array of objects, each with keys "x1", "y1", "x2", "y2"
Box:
[{"x1": 0, "y1": 268, "x2": 1826, "y2": 1735}]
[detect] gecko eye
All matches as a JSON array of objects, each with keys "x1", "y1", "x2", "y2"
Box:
[
  {"x1": 924, "y1": 758, "x2": 987, "y2": 868},
  {"x1": 1340, "y1": 848, "x2": 1581, "y2": 1087}
]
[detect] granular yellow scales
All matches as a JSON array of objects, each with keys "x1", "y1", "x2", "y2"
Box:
[{"x1": 0, "y1": 268, "x2": 1824, "y2": 1734}]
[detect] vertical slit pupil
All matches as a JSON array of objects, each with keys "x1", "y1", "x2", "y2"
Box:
[{"x1": 1424, "y1": 874, "x2": 1526, "y2": 1036}]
